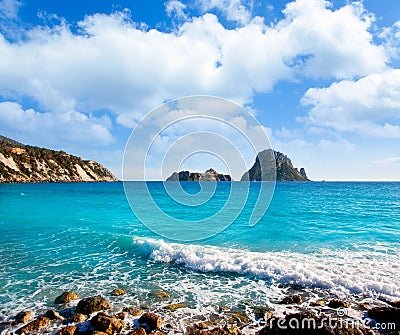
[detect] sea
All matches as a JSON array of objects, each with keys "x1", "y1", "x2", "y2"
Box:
[{"x1": 0, "y1": 181, "x2": 399, "y2": 329}]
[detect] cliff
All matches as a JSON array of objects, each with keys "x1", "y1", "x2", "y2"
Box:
[
  {"x1": 166, "y1": 168, "x2": 232, "y2": 181},
  {"x1": 0, "y1": 135, "x2": 118, "y2": 183},
  {"x1": 241, "y1": 149, "x2": 309, "y2": 181}
]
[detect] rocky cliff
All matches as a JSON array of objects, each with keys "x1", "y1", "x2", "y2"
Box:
[
  {"x1": 241, "y1": 149, "x2": 309, "y2": 181},
  {"x1": 166, "y1": 168, "x2": 232, "y2": 181},
  {"x1": 0, "y1": 135, "x2": 118, "y2": 183}
]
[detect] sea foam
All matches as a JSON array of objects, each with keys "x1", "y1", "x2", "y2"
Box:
[{"x1": 134, "y1": 237, "x2": 400, "y2": 300}]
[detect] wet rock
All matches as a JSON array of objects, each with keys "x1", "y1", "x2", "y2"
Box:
[
  {"x1": 138, "y1": 312, "x2": 163, "y2": 331},
  {"x1": 90, "y1": 313, "x2": 125, "y2": 335},
  {"x1": 165, "y1": 303, "x2": 186, "y2": 310},
  {"x1": 76, "y1": 295, "x2": 112, "y2": 315},
  {"x1": 16, "y1": 316, "x2": 50, "y2": 334},
  {"x1": 279, "y1": 295, "x2": 303, "y2": 305},
  {"x1": 46, "y1": 309, "x2": 64, "y2": 320},
  {"x1": 368, "y1": 306, "x2": 400, "y2": 322},
  {"x1": 257, "y1": 311, "x2": 373, "y2": 335},
  {"x1": 229, "y1": 311, "x2": 249, "y2": 323},
  {"x1": 310, "y1": 299, "x2": 325, "y2": 307},
  {"x1": 123, "y1": 307, "x2": 143, "y2": 316},
  {"x1": 186, "y1": 326, "x2": 231, "y2": 335},
  {"x1": 194, "y1": 322, "x2": 213, "y2": 329},
  {"x1": 128, "y1": 327, "x2": 147, "y2": 335},
  {"x1": 109, "y1": 288, "x2": 126, "y2": 296},
  {"x1": 56, "y1": 325, "x2": 78, "y2": 335},
  {"x1": 115, "y1": 311, "x2": 126, "y2": 320},
  {"x1": 253, "y1": 307, "x2": 272, "y2": 320},
  {"x1": 328, "y1": 299, "x2": 350, "y2": 309},
  {"x1": 55, "y1": 291, "x2": 80, "y2": 304},
  {"x1": 152, "y1": 290, "x2": 170, "y2": 299},
  {"x1": 14, "y1": 311, "x2": 34, "y2": 323},
  {"x1": 70, "y1": 313, "x2": 88, "y2": 323},
  {"x1": 219, "y1": 306, "x2": 229, "y2": 311}
]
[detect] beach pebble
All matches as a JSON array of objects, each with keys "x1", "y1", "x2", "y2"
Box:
[
  {"x1": 138, "y1": 312, "x2": 163, "y2": 330},
  {"x1": 328, "y1": 299, "x2": 350, "y2": 309},
  {"x1": 14, "y1": 310, "x2": 34, "y2": 323},
  {"x1": 70, "y1": 313, "x2": 88, "y2": 323},
  {"x1": 75, "y1": 295, "x2": 112, "y2": 315},
  {"x1": 56, "y1": 325, "x2": 78, "y2": 335},
  {"x1": 279, "y1": 295, "x2": 303, "y2": 305},
  {"x1": 55, "y1": 291, "x2": 80, "y2": 304},
  {"x1": 90, "y1": 313, "x2": 125, "y2": 334},
  {"x1": 128, "y1": 327, "x2": 147, "y2": 335},
  {"x1": 123, "y1": 307, "x2": 143, "y2": 316},
  {"x1": 46, "y1": 309, "x2": 64, "y2": 321},
  {"x1": 109, "y1": 288, "x2": 126, "y2": 296},
  {"x1": 16, "y1": 316, "x2": 50, "y2": 334}
]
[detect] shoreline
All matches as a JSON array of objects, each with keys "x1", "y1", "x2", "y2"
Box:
[{"x1": 1, "y1": 289, "x2": 399, "y2": 335}]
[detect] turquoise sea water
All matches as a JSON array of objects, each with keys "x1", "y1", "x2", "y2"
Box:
[{"x1": 0, "y1": 182, "x2": 399, "y2": 321}]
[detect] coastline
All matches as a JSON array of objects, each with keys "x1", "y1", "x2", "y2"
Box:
[{"x1": 1, "y1": 288, "x2": 399, "y2": 335}]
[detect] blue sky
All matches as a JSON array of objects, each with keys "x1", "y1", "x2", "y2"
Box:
[{"x1": 0, "y1": 0, "x2": 399, "y2": 180}]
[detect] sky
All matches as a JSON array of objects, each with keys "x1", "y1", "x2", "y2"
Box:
[{"x1": 0, "y1": 0, "x2": 399, "y2": 181}]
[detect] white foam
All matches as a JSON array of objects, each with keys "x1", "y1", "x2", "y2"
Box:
[{"x1": 134, "y1": 237, "x2": 400, "y2": 300}]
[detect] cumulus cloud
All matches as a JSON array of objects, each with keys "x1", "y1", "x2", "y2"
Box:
[
  {"x1": 197, "y1": 0, "x2": 252, "y2": 25},
  {"x1": 0, "y1": 101, "x2": 114, "y2": 149},
  {"x1": 0, "y1": 0, "x2": 20, "y2": 19},
  {"x1": 301, "y1": 69, "x2": 400, "y2": 138},
  {"x1": 165, "y1": 0, "x2": 188, "y2": 21}
]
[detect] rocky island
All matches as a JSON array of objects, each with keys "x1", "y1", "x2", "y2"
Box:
[
  {"x1": 0, "y1": 135, "x2": 118, "y2": 183},
  {"x1": 241, "y1": 149, "x2": 309, "y2": 181},
  {"x1": 166, "y1": 168, "x2": 232, "y2": 181}
]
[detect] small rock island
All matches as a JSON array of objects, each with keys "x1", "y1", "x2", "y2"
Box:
[{"x1": 166, "y1": 168, "x2": 232, "y2": 181}]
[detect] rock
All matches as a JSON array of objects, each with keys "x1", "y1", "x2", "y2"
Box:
[
  {"x1": 229, "y1": 311, "x2": 249, "y2": 323},
  {"x1": 128, "y1": 327, "x2": 147, "y2": 335},
  {"x1": 257, "y1": 311, "x2": 373, "y2": 335},
  {"x1": 219, "y1": 306, "x2": 229, "y2": 311},
  {"x1": 279, "y1": 295, "x2": 303, "y2": 305},
  {"x1": 166, "y1": 168, "x2": 232, "y2": 182},
  {"x1": 46, "y1": 309, "x2": 64, "y2": 320},
  {"x1": 55, "y1": 291, "x2": 80, "y2": 304},
  {"x1": 165, "y1": 303, "x2": 186, "y2": 310},
  {"x1": 75, "y1": 295, "x2": 112, "y2": 315},
  {"x1": 109, "y1": 288, "x2": 126, "y2": 296},
  {"x1": 14, "y1": 311, "x2": 34, "y2": 323},
  {"x1": 391, "y1": 300, "x2": 400, "y2": 308},
  {"x1": 310, "y1": 299, "x2": 325, "y2": 307},
  {"x1": 253, "y1": 307, "x2": 272, "y2": 320},
  {"x1": 368, "y1": 306, "x2": 400, "y2": 322},
  {"x1": 186, "y1": 326, "x2": 231, "y2": 335},
  {"x1": 90, "y1": 313, "x2": 125, "y2": 335},
  {"x1": 328, "y1": 299, "x2": 350, "y2": 309},
  {"x1": 194, "y1": 322, "x2": 213, "y2": 329},
  {"x1": 70, "y1": 313, "x2": 88, "y2": 323},
  {"x1": 122, "y1": 307, "x2": 143, "y2": 316},
  {"x1": 115, "y1": 311, "x2": 126, "y2": 320},
  {"x1": 152, "y1": 290, "x2": 170, "y2": 299},
  {"x1": 16, "y1": 317, "x2": 50, "y2": 334},
  {"x1": 57, "y1": 325, "x2": 78, "y2": 335},
  {"x1": 138, "y1": 312, "x2": 163, "y2": 330}
]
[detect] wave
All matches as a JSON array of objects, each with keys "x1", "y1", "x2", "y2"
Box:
[{"x1": 133, "y1": 237, "x2": 400, "y2": 300}]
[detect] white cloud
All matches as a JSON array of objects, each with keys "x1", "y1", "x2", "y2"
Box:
[
  {"x1": 301, "y1": 69, "x2": 400, "y2": 138},
  {"x1": 165, "y1": 0, "x2": 188, "y2": 21},
  {"x1": 0, "y1": 0, "x2": 20, "y2": 19},
  {"x1": 373, "y1": 157, "x2": 400, "y2": 166},
  {"x1": 0, "y1": 101, "x2": 114, "y2": 148},
  {"x1": 379, "y1": 20, "x2": 400, "y2": 60},
  {"x1": 197, "y1": 0, "x2": 252, "y2": 25}
]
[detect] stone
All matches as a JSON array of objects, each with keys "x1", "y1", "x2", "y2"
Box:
[
  {"x1": 219, "y1": 306, "x2": 229, "y2": 311},
  {"x1": 138, "y1": 312, "x2": 163, "y2": 330},
  {"x1": 152, "y1": 290, "x2": 170, "y2": 299},
  {"x1": 328, "y1": 299, "x2": 350, "y2": 309},
  {"x1": 368, "y1": 307, "x2": 400, "y2": 322},
  {"x1": 75, "y1": 295, "x2": 112, "y2": 315},
  {"x1": 122, "y1": 307, "x2": 143, "y2": 316},
  {"x1": 90, "y1": 313, "x2": 125, "y2": 335},
  {"x1": 194, "y1": 322, "x2": 213, "y2": 329},
  {"x1": 109, "y1": 288, "x2": 126, "y2": 296},
  {"x1": 279, "y1": 295, "x2": 303, "y2": 305},
  {"x1": 229, "y1": 311, "x2": 249, "y2": 323},
  {"x1": 56, "y1": 325, "x2": 78, "y2": 335},
  {"x1": 128, "y1": 327, "x2": 147, "y2": 335},
  {"x1": 14, "y1": 311, "x2": 34, "y2": 323},
  {"x1": 253, "y1": 307, "x2": 271, "y2": 320},
  {"x1": 165, "y1": 303, "x2": 186, "y2": 310},
  {"x1": 16, "y1": 317, "x2": 50, "y2": 334},
  {"x1": 186, "y1": 326, "x2": 230, "y2": 335},
  {"x1": 70, "y1": 313, "x2": 88, "y2": 323},
  {"x1": 391, "y1": 300, "x2": 400, "y2": 308},
  {"x1": 46, "y1": 309, "x2": 64, "y2": 320},
  {"x1": 55, "y1": 291, "x2": 80, "y2": 304},
  {"x1": 310, "y1": 299, "x2": 325, "y2": 307},
  {"x1": 115, "y1": 311, "x2": 126, "y2": 320}
]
